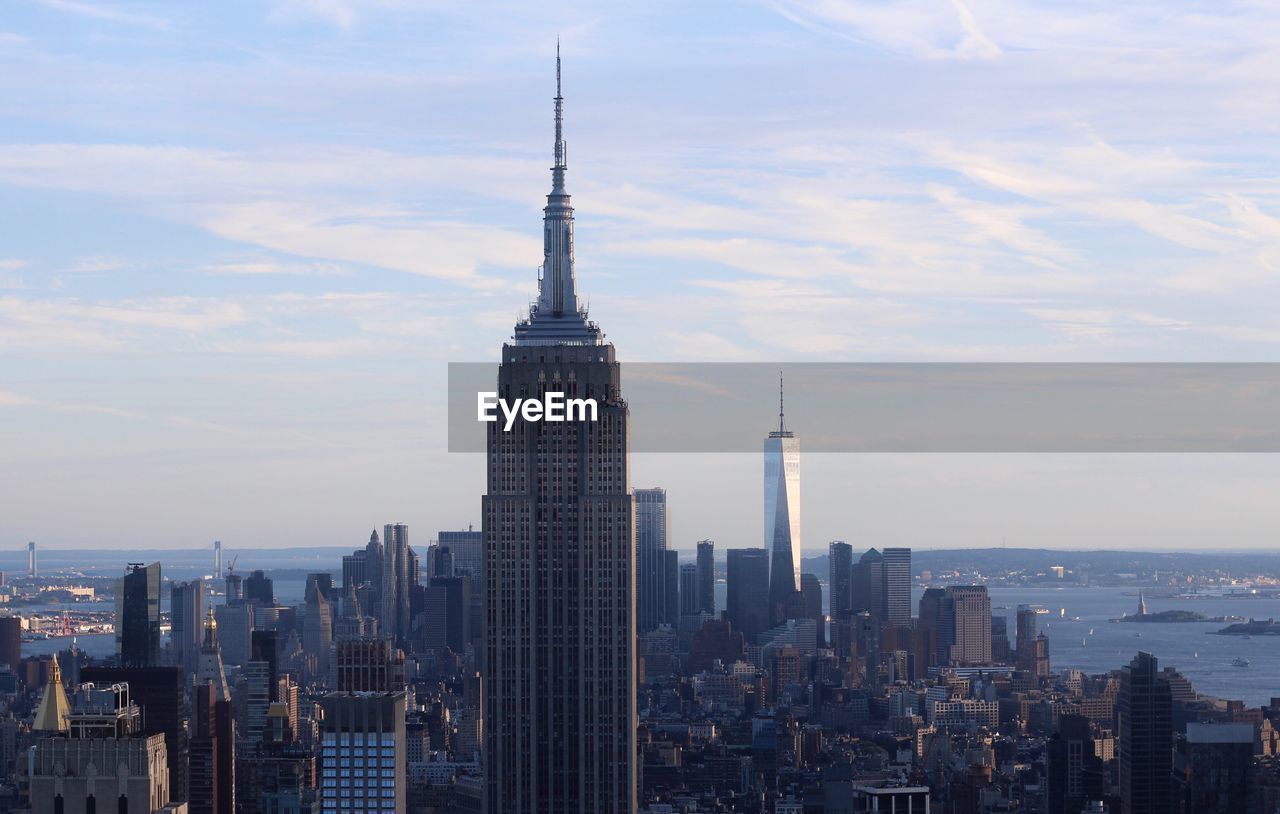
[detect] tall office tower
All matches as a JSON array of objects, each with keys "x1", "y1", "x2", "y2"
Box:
[
  {"x1": 320, "y1": 691, "x2": 406, "y2": 814},
  {"x1": 1118, "y1": 651, "x2": 1173, "y2": 814},
  {"x1": 214, "y1": 600, "x2": 253, "y2": 667},
  {"x1": 303, "y1": 575, "x2": 334, "y2": 680},
  {"x1": 116, "y1": 562, "x2": 161, "y2": 668},
  {"x1": 244, "y1": 569, "x2": 274, "y2": 605},
  {"x1": 1174, "y1": 722, "x2": 1253, "y2": 812},
  {"x1": 1046, "y1": 714, "x2": 1105, "y2": 814},
  {"x1": 27, "y1": 541, "x2": 36, "y2": 579},
  {"x1": 225, "y1": 571, "x2": 243, "y2": 605},
  {"x1": 1016, "y1": 604, "x2": 1052, "y2": 675},
  {"x1": 764, "y1": 376, "x2": 801, "y2": 625},
  {"x1": 380, "y1": 523, "x2": 412, "y2": 645},
  {"x1": 243, "y1": 630, "x2": 279, "y2": 741},
  {"x1": 726, "y1": 548, "x2": 771, "y2": 641},
  {"x1": 679, "y1": 563, "x2": 699, "y2": 616},
  {"x1": 439, "y1": 528, "x2": 484, "y2": 579},
  {"x1": 171, "y1": 579, "x2": 204, "y2": 675},
  {"x1": 943, "y1": 585, "x2": 991, "y2": 666},
  {"x1": 0, "y1": 614, "x2": 21, "y2": 671},
  {"x1": 190, "y1": 681, "x2": 237, "y2": 814},
  {"x1": 663, "y1": 549, "x2": 680, "y2": 627},
  {"x1": 635, "y1": 487, "x2": 670, "y2": 633},
  {"x1": 311, "y1": 572, "x2": 336, "y2": 600},
  {"x1": 334, "y1": 585, "x2": 370, "y2": 640},
  {"x1": 214, "y1": 539, "x2": 222, "y2": 577},
  {"x1": 197, "y1": 609, "x2": 231, "y2": 701},
  {"x1": 81, "y1": 665, "x2": 188, "y2": 803},
  {"x1": 917, "y1": 587, "x2": 947, "y2": 666},
  {"x1": 881, "y1": 548, "x2": 911, "y2": 625},
  {"x1": 423, "y1": 575, "x2": 472, "y2": 653},
  {"x1": 828, "y1": 542, "x2": 853, "y2": 621},
  {"x1": 695, "y1": 540, "x2": 715, "y2": 614},
  {"x1": 335, "y1": 636, "x2": 404, "y2": 692},
  {"x1": 851, "y1": 548, "x2": 884, "y2": 624},
  {"x1": 800, "y1": 572, "x2": 824, "y2": 648},
  {"x1": 991, "y1": 615, "x2": 1012, "y2": 663},
  {"x1": 430, "y1": 544, "x2": 455, "y2": 578},
  {"x1": 484, "y1": 52, "x2": 636, "y2": 814}
]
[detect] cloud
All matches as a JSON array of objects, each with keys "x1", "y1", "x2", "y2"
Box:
[
  {"x1": 766, "y1": 0, "x2": 1002, "y2": 60},
  {"x1": 34, "y1": 0, "x2": 170, "y2": 30},
  {"x1": 0, "y1": 388, "x2": 236, "y2": 434},
  {"x1": 201, "y1": 260, "x2": 350, "y2": 277}
]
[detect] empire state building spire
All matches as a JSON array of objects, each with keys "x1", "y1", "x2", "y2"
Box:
[{"x1": 514, "y1": 44, "x2": 601, "y2": 346}]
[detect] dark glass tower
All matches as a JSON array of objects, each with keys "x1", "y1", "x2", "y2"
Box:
[
  {"x1": 483, "y1": 49, "x2": 636, "y2": 813},
  {"x1": 117, "y1": 561, "x2": 161, "y2": 668},
  {"x1": 726, "y1": 548, "x2": 770, "y2": 641},
  {"x1": 828, "y1": 541, "x2": 853, "y2": 621},
  {"x1": 1119, "y1": 651, "x2": 1174, "y2": 814},
  {"x1": 695, "y1": 540, "x2": 715, "y2": 614}
]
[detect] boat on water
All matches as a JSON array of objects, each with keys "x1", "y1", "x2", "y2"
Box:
[
  {"x1": 1088, "y1": 628, "x2": 1095, "y2": 635},
  {"x1": 1233, "y1": 657, "x2": 1251, "y2": 668}
]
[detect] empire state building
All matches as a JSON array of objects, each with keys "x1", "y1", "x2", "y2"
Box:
[{"x1": 482, "y1": 52, "x2": 638, "y2": 813}]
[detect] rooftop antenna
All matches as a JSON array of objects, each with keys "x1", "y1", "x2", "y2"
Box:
[{"x1": 778, "y1": 370, "x2": 786, "y2": 434}]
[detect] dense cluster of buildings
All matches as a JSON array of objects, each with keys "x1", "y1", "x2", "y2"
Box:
[{"x1": 0, "y1": 59, "x2": 1275, "y2": 814}]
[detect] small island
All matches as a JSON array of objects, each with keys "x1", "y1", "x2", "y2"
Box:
[
  {"x1": 1212, "y1": 619, "x2": 1280, "y2": 636},
  {"x1": 1118, "y1": 610, "x2": 1206, "y2": 623}
]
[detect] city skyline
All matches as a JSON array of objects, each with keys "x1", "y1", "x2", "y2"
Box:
[{"x1": 4, "y1": 3, "x2": 1280, "y2": 549}]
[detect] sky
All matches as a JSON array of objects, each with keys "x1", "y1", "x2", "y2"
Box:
[{"x1": 3, "y1": 0, "x2": 1280, "y2": 552}]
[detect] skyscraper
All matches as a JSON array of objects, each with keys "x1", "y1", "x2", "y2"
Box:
[
  {"x1": 171, "y1": 578, "x2": 204, "y2": 675},
  {"x1": 800, "y1": 572, "x2": 824, "y2": 648},
  {"x1": 381, "y1": 522, "x2": 413, "y2": 645},
  {"x1": 695, "y1": 540, "x2": 715, "y2": 614},
  {"x1": 679, "y1": 562, "x2": 699, "y2": 616},
  {"x1": 0, "y1": 615, "x2": 21, "y2": 672},
  {"x1": 726, "y1": 548, "x2": 771, "y2": 641},
  {"x1": 81, "y1": 664, "x2": 188, "y2": 803},
  {"x1": 881, "y1": 547, "x2": 911, "y2": 625},
  {"x1": 320, "y1": 691, "x2": 406, "y2": 814},
  {"x1": 483, "y1": 51, "x2": 636, "y2": 813},
  {"x1": 439, "y1": 527, "x2": 483, "y2": 580},
  {"x1": 828, "y1": 542, "x2": 853, "y2": 621},
  {"x1": 1046, "y1": 714, "x2": 1105, "y2": 814},
  {"x1": 196, "y1": 609, "x2": 231, "y2": 702},
  {"x1": 635, "y1": 487, "x2": 670, "y2": 633},
  {"x1": 1174, "y1": 722, "x2": 1253, "y2": 812},
  {"x1": 303, "y1": 573, "x2": 334, "y2": 679},
  {"x1": 663, "y1": 549, "x2": 680, "y2": 627},
  {"x1": 244, "y1": 569, "x2": 274, "y2": 605},
  {"x1": 190, "y1": 680, "x2": 236, "y2": 814},
  {"x1": 1118, "y1": 651, "x2": 1174, "y2": 814},
  {"x1": 944, "y1": 585, "x2": 992, "y2": 666},
  {"x1": 851, "y1": 548, "x2": 883, "y2": 624},
  {"x1": 116, "y1": 562, "x2": 161, "y2": 668},
  {"x1": 764, "y1": 376, "x2": 801, "y2": 625}
]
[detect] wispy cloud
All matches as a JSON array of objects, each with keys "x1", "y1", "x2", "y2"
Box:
[{"x1": 33, "y1": 0, "x2": 171, "y2": 30}]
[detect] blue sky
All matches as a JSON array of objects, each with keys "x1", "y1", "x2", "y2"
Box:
[{"x1": 3, "y1": 0, "x2": 1280, "y2": 552}]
